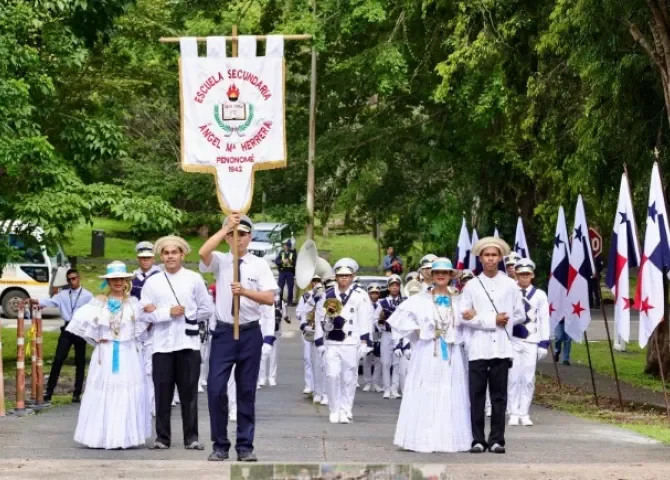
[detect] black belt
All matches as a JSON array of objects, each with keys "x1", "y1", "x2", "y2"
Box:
[{"x1": 216, "y1": 320, "x2": 260, "y2": 331}]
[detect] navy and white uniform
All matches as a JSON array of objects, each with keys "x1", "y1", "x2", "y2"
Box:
[
  {"x1": 362, "y1": 301, "x2": 383, "y2": 390},
  {"x1": 378, "y1": 295, "x2": 406, "y2": 397}
]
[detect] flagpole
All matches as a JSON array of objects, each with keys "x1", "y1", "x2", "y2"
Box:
[
  {"x1": 653, "y1": 334, "x2": 670, "y2": 422},
  {"x1": 598, "y1": 298, "x2": 624, "y2": 410},
  {"x1": 548, "y1": 341, "x2": 562, "y2": 387},
  {"x1": 582, "y1": 332, "x2": 599, "y2": 407}
]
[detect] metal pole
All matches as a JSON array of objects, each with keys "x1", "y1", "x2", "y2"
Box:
[
  {"x1": 305, "y1": 0, "x2": 318, "y2": 241},
  {"x1": 548, "y1": 341, "x2": 562, "y2": 387},
  {"x1": 653, "y1": 334, "x2": 670, "y2": 423},
  {"x1": 583, "y1": 331, "x2": 599, "y2": 407},
  {"x1": 232, "y1": 24, "x2": 240, "y2": 341},
  {"x1": 0, "y1": 315, "x2": 5, "y2": 416},
  {"x1": 35, "y1": 306, "x2": 44, "y2": 405},
  {"x1": 599, "y1": 300, "x2": 624, "y2": 410}
]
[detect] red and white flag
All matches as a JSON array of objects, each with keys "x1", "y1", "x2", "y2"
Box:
[
  {"x1": 469, "y1": 228, "x2": 482, "y2": 274},
  {"x1": 548, "y1": 206, "x2": 570, "y2": 332},
  {"x1": 455, "y1": 217, "x2": 471, "y2": 269},
  {"x1": 605, "y1": 173, "x2": 640, "y2": 344},
  {"x1": 634, "y1": 162, "x2": 670, "y2": 348},
  {"x1": 565, "y1": 195, "x2": 595, "y2": 341}
]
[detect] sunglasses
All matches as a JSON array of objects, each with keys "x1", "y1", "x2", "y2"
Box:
[{"x1": 67, "y1": 277, "x2": 79, "y2": 282}]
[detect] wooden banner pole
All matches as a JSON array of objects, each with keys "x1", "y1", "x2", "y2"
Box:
[{"x1": 231, "y1": 24, "x2": 241, "y2": 341}]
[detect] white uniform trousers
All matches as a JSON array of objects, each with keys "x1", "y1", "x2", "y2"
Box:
[
  {"x1": 199, "y1": 336, "x2": 211, "y2": 388},
  {"x1": 303, "y1": 337, "x2": 314, "y2": 391},
  {"x1": 380, "y1": 332, "x2": 399, "y2": 392},
  {"x1": 363, "y1": 354, "x2": 381, "y2": 386},
  {"x1": 324, "y1": 344, "x2": 358, "y2": 416},
  {"x1": 259, "y1": 335, "x2": 280, "y2": 383},
  {"x1": 398, "y1": 354, "x2": 409, "y2": 393},
  {"x1": 310, "y1": 343, "x2": 326, "y2": 396},
  {"x1": 508, "y1": 341, "x2": 538, "y2": 417}
]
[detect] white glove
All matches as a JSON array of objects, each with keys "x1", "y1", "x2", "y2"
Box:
[
  {"x1": 303, "y1": 325, "x2": 313, "y2": 332},
  {"x1": 537, "y1": 347, "x2": 548, "y2": 361},
  {"x1": 357, "y1": 344, "x2": 371, "y2": 361},
  {"x1": 262, "y1": 343, "x2": 272, "y2": 355},
  {"x1": 403, "y1": 349, "x2": 411, "y2": 360},
  {"x1": 393, "y1": 348, "x2": 403, "y2": 358}
]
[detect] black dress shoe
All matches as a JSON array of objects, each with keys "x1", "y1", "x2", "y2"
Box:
[
  {"x1": 489, "y1": 443, "x2": 506, "y2": 454},
  {"x1": 208, "y1": 450, "x2": 229, "y2": 461},
  {"x1": 72, "y1": 395, "x2": 81, "y2": 403},
  {"x1": 469, "y1": 444, "x2": 485, "y2": 453},
  {"x1": 237, "y1": 451, "x2": 257, "y2": 462}
]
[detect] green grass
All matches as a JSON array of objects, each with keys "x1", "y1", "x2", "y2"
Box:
[
  {"x1": 535, "y1": 375, "x2": 670, "y2": 444},
  {"x1": 569, "y1": 342, "x2": 666, "y2": 393}
]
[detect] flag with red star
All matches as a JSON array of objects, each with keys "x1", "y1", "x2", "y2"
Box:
[
  {"x1": 514, "y1": 216, "x2": 530, "y2": 259},
  {"x1": 605, "y1": 173, "x2": 640, "y2": 344},
  {"x1": 455, "y1": 217, "x2": 471, "y2": 270},
  {"x1": 565, "y1": 195, "x2": 596, "y2": 341},
  {"x1": 634, "y1": 162, "x2": 670, "y2": 348},
  {"x1": 548, "y1": 206, "x2": 570, "y2": 332}
]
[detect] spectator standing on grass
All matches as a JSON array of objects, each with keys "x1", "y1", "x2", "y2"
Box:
[
  {"x1": 30, "y1": 268, "x2": 93, "y2": 404},
  {"x1": 383, "y1": 246, "x2": 404, "y2": 276}
]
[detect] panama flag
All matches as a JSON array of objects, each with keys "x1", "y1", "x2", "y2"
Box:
[
  {"x1": 548, "y1": 206, "x2": 571, "y2": 332},
  {"x1": 634, "y1": 163, "x2": 670, "y2": 348},
  {"x1": 469, "y1": 228, "x2": 482, "y2": 274},
  {"x1": 605, "y1": 173, "x2": 640, "y2": 344},
  {"x1": 514, "y1": 217, "x2": 530, "y2": 258},
  {"x1": 493, "y1": 227, "x2": 505, "y2": 271},
  {"x1": 455, "y1": 218, "x2": 472, "y2": 269},
  {"x1": 565, "y1": 195, "x2": 596, "y2": 341}
]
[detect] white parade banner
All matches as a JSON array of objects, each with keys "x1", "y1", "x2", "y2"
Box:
[{"x1": 179, "y1": 36, "x2": 286, "y2": 213}]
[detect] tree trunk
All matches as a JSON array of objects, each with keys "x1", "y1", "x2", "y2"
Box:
[{"x1": 644, "y1": 318, "x2": 670, "y2": 380}]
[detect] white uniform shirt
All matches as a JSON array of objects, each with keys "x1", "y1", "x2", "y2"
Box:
[
  {"x1": 460, "y1": 272, "x2": 525, "y2": 361},
  {"x1": 140, "y1": 268, "x2": 214, "y2": 353},
  {"x1": 199, "y1": 251, "x2": 278, "y2": 326},
  {"x1": 517, "y1": 285, "x2": 551, "y2": 345},
  {"x1": 315, "y1": 285, "x2": 373, "y2": 347}
]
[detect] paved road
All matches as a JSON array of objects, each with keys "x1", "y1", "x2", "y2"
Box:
[{"x1": 1, "y1": 320, "x2": 668, "y2": 477}]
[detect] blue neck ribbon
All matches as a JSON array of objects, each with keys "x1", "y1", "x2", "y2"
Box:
[
  {"x1": 440, "y1": 337, "x2": 449, "y2": 361},
  {"x1": 434, "y1": 295, "x2": 451, "y2": 308}
]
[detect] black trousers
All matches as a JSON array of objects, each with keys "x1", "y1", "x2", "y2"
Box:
[
  {"x1": 208, "y1": 322, "x2": 262, "y2": 455},
  {"x1": 152, "y1": 349, "x2": 201, "y2": 446},
  {"x1": 469, "y1": 358, "x2": 510, "y2": 448},
  {"x1": 46, "y1": 326, "x2": 87, "y2": 398}
]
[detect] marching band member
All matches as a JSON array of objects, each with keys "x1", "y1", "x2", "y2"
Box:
[
  {"x1": 508, "y1": 258, "x2": 550, "y2": 427},
  {"x1": 459, "y1": 270, "x2": 475, "y2": 291},
  {"x1": 199, "y1": 213, "x2": 277, "y2": 462},
  {"x1": 461, "y1": 237, "x2": 524, "y2": 454},
  {"x1": 141, "y1": 236, "x2": 214, "y2": 451},
  {"x1": 378, "y1": 275, "x2": 405, "y2": 399},
  {"x1": 387, "y1": 257, "x2": 472, "y2": 453},
  {"x1": 405, "y1": 271, "x2": 419, "y2": 284},
  {"x1": 258, "y1": 289, "x2": 286, "y2": 387},
  {"x1": 198, "y1": 284, "x2": 216, "y2": 393},
  {"x1": 296, "y1": 275, "x2": 323, "y2": 395},
  {"x1": 419, "y1": 254, "x2": 437, "y2": 292},
  {"x1": 362, "y1": 283, "x2": 383, "y2": 393},
  {"x1": 504, "y1": 252, "x2": 521, "y2": 279},
  {"x1": 314, "y1": 259, "x2": 373, "y2": 424}
]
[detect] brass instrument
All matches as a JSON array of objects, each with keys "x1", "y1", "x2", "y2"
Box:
[
  {"x1": 377, "y1": 308, "x2": 387, "y2": 327},
  {"x1": 323, "y1": 297, "x2": 343, "y2": 332}
]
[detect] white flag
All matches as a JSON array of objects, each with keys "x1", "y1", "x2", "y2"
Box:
[{"x1": 548, "y1": 206, "x2": 570, "y2": 332}]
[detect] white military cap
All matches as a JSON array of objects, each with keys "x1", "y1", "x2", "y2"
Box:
[
  {"x1": 515, "y1": 258, "x2": 536, "y2": 274},
  {"x1": 367, "y1": 283, "x2": 381, "y2": 293},
  {"x1": 504, "y1": 251, "x2": 521, "y2": 266},
  {"x1": 333, "y1": 257, "x2": 359, "y2": 276},
  {"x1": 460, "y1": 269, "x2": 475, "y2": 280},
  {"x1": 387, "y1": 274, "x2": 402, "y2": 286},
  {"x1": 419, "y1": 254, "x2": 437, "y2": 269},
  {"x1": 223, "y1": 214, "x2": 254, "y2": 233},
  {"x1": 405, "y1": 271, "x2": 419, "y2": 282},
  {"x1": 135, "y1": 241, "x2": 155, "y2": 258},
  {"x1": 472, "y1": 236, "x2": 511, "y2": 256}
]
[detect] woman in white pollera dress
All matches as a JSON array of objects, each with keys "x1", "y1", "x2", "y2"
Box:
[
  {"x1": 66, "y1": 261, "x2": 151, "y2": 449},
  {"x1": 387, "y1": 257, "x2": 472, "y2": 453}
]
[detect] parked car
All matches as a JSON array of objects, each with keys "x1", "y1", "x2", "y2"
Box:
[
  {"x1": 247, "y1": 222, "x2": 295, "y2": 264},
  {"x1": 355, "y1": 275, "x2": 390, "y2": 298}
]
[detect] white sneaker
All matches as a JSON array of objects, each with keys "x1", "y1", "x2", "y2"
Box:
[
  {"x1": 391, "y1": 390, "x2": 401, "y2": 399},
  {"x1": 345, "y1": 408, "x2": 353, "y2": 420},
  {"x1": 268, "y1": 378, "x2": 277, "y2": 387},
  {"x1": 313, "y1": 394, "x2": 322, "y2": 404},
  {"x1": 320, "y1": 395, "x2": 329, "y2": 406},
  {"x1": 229, "y1": 409, "x2": 237, "y2": 422},
  {"x1": 362, "y1": 384, "x2": 371, "y2": 392},
  {"x1": 338, "y1": 412, "x2": 350, "y2": 424},
  {"x1": 171, "y1": 399, "x2": 177, "y2": 407},
  {"x1": 329, "y1": 413, "x2": 340, "y2": 424},
  {"x1": 373, "y1": 385, "x2": 384, "y2": 393},
  {"x1": 256, "y1": 384, "x2": 261, "y2": 390},
  {"x1": 383, "y1": 390, "x2": 391, "y2": 399},
  {"x1": 485, "y1": 406, "x2": 492, "y2": 417},
  {"x1": 508, "y1": 415, "x2": 519, "y2": 426},
  {"x1": 258, "y1": 378, "x2": 266, "y2": 387},
  {"x1": 520, "y1": 415, "x2": 533, "y2": 426},
  {"x1": 197, "y1": 383, "x2": 204, "y2": 393},
  {"x1": 303, "y1": 386, "x2": 313, "y2": 395}
]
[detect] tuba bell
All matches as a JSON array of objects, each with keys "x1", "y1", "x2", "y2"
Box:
[
  {"x1": 295, "y1": 240, "x2": 333, "y2": 341},
  {"x1": 403, "y1": 279, "x2": 423, "y2": 297}
]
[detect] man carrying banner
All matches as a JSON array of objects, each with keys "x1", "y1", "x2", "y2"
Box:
[{"x1": 199, "y1": 213, "x2": 277, "y2": 462}]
